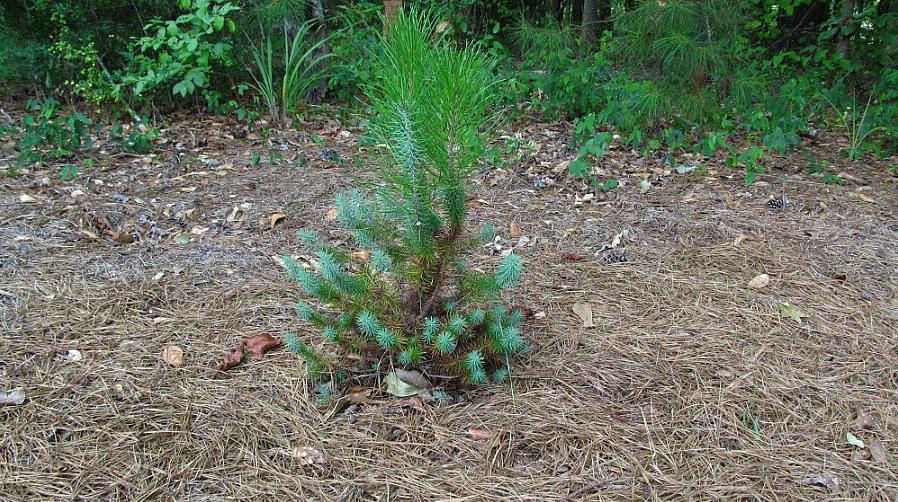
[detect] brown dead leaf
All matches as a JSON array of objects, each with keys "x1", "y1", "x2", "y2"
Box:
[
  {"x1": 347, "y1": 385, "x2": 373, "y2": 404},
  {"x1": 111, "y1": 230, "x2": 135, "y2": 244},
  {"x1": 161, "y1": 345, "x2": 184, "y2": 367},
  {"x1": 394, "y1": 368, "x2": 432, "y2": 389},
  {"x1": 269, "y1": 212, "x2": 286, "y2": 229},
  {"x1": 467, "y1": 428, "x2": 493, "y2": 440},
  {"x1": 508, "y1": 305, "x2": 537, "y2": 319},
  {"x1": 325, "y1": 207, "x2": 338, "y2": 221},
  {"x1": 351, "y1": 250, "x2": 371, "y2": 262},
  {"x1": 870, "y1": 439, "x2": 888, "y2": 463},
  {"x1": 509, "y1": 222, "x2": 521, "y2": 237},
  {"x1": 572, "y1": 303, "x2": 595, "y2": 327},
  {"x1": 852, "y1": 449, "x2": 872, "y2": 462},
  {"x1": 393, "y1": 395, "x2": 426, "y2": 412},
  {"x1": 561, "y1": 252, "x2": 586, "y2": 262},
  {"x1": 215, "y1": 343, "x2": 244, "y2": 372},
  {"x1": 243, "y1": 333, "x2": 281, "y2": 358}
]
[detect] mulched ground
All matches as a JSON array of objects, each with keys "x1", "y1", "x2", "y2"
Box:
[{"x1": 2, "y1": 104, "x2": 897, "y2": 501}]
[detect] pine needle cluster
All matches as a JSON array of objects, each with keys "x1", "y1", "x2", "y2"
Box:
[{"x1": 284, "y1": 9, "x2": 526, "y2": 384}]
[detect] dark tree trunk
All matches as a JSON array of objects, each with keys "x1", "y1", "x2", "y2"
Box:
[
  {"x1": 307, "y1": 0, "x2": 331, "y2": 102},
  {"x1": 838, "y1": 0, "x2": 854, "y2": 59},
  {"x1": 582, "y1": 0, "x2": 597, "y2": 44},
  {"x1": 572, "y1": 0, "x2": 583, "y2": 25}
]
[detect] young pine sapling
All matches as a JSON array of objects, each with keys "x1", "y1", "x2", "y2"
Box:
[{"x1": 283, "y1": 10, "x2": 526, "y2": 385}]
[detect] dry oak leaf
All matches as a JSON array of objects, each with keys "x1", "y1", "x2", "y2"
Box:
[
  {"x1": 162, "y1": 345, "x2": 184, "y2": 367},
  {"x1": 111, "y1": 230, "x2": 135, "y2": 244},
  {"x1": 243, "y1": 333, "x2": 281, "y2": 358},
  {"x1": 215, "y1": 343, "x2": 244, "y2": 372}
]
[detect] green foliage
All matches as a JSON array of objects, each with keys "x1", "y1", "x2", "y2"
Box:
[
  {"x1": 125, "y1": 0, "x2": 239, "y2": 104},
  {"x1": 511, "y1": 17, "x2": 611, "y2": 118},
  {"x1": 248, "y1": 21, "x2": 333, "y2": 126},
  {"x1": 824, "y1": 92, "x2": 884, "y2": 160},
  {"x1": 284, "y1": 10, "x2": 526, "y2": 385},
  {"x1": 112, "y1": 118, "x2": 160, "y2": 153},
  {"x1": 612, "y1": 0, "x2": 749, "y2": 125},
  {"x1": 17, "y1": 99, "x2": 95, "y2": 166},
  {"x1": 326, "y1": 1, "x2": 382, "y2": 101}
]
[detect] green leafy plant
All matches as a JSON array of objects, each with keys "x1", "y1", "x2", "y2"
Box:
[
  {"x1": 326, "y1": 1, "x2": 382, "y2": 101},
  {"x1": 805, "y1": 151, "x2": 843, "y2": 185},
  {"x1": 125, "y1": 0, "x2": 239, "y2": 104},
  {"x1": 17, "y1": 99, "x2": 95, "y2": 166},
  {"x1": 824, "y1": 92, "x2": 883, "y2": 160},
  {"x1": 248, "y1": 21, "x2": 333, "y2": 126},
  {"x1": 569, "y1": 132, "x2": 616, "y2": 192},
  {"x1": 283, "y1": 9, "x2": 525, "y2": 385},
  {"x1": 113, "y1": 118, "x2": 159, "y2": 153}
]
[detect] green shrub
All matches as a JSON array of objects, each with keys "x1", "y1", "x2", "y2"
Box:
[
  {"x1": 283, "y1": 9, "x2": 526, "y2": 385},
  {"x1": 326, "y1": 1, "x2": 382, "y2": 102},
  {"x1": 17, "y1": 99, "x2": 95, "y2": 166},
  {"x1": 124, "y1": 0, "x2": 240, "y2": 106},
  {"x1": 511, "y1": 17, "x2": 611, "y2": 118}
]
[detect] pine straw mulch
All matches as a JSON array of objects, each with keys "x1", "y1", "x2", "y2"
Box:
[{"x1": 1, "y1": 108, "x2": 897, "y2": 501}]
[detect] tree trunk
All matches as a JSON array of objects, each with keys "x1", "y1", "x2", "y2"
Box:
[
  {"x1": 582, "y1": 0, "x2": 597, "y2": 44},
  {"x1": 837, "y1": 0, "x2": 854, "y2": 60},
  {"x1": 307, "y1": 0, "x2": 330, "y2": 102},
  {"x1": 572, "y1": 0, "x2": 582, "y2": 25}
]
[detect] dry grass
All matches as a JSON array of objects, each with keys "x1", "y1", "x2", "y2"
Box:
[{"x1": 1, "y1": 114, "x2": 897, "y2": 501}]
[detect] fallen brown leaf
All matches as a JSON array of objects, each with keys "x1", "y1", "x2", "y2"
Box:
[
  {"x1": 215, "y1": 343, "x2": 244, "y2": 372},
  {"x1": 351, "y1": 250, "x2": 370, "y2": 262},
  {"x1": 162, "y1": 345, "x2": 184, "y2": 367},
  {"x1": 111, "y1": 230, "x2": 135, "y2": 244},
  {"x1": 347, "y1": 385, "x2": 373, "y2": 404},
  {"x1": 509, "y1": 222, "x2": 521, "y2": 237},
  {"x1": 243, "y1": 333, "x2": 281, "y2": 358},
  {"x1": 325, "y1": 207, "x2": 338, "y2": 221},
  {"x1": 394, "y1": 368, "x2": 432, "y2": 389},
  {"x1": 393, "y1": 395, "x2": 426, "y2": 412},
  {"x1": 269, "y1": 212, "x2": 286, "y2": 229},
  {"x1": 561, "y1": 252, "x2": 586, "y2": 262}
]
